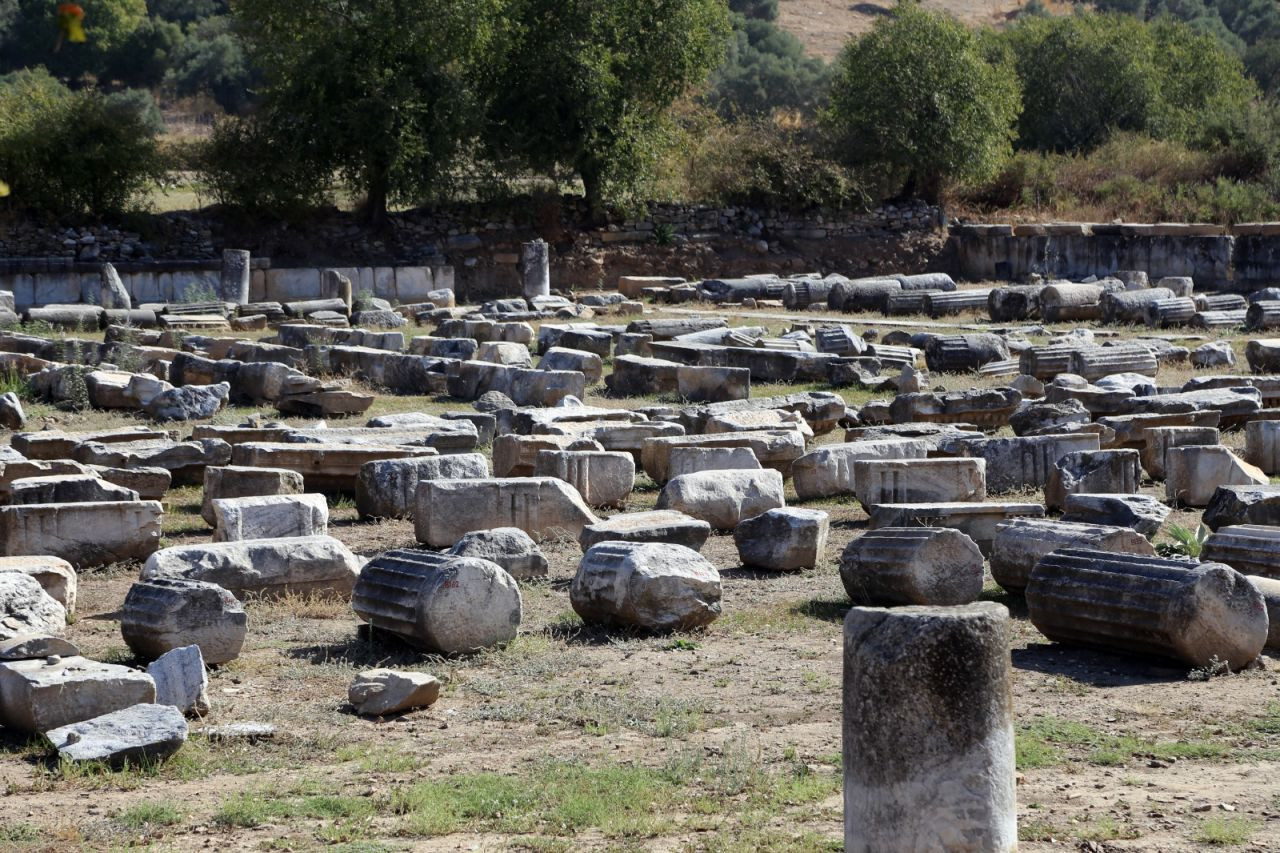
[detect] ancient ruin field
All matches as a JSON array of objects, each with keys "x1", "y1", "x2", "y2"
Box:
[{"x1": 0, "y1": 295, "x2": 1278, "y2": 852}]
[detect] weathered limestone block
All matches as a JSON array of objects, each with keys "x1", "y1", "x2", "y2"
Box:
[
  {"x1": 231, "y1": 442, "x2": 438, "y2": 492},
  {"x1": 990, "y1": 518, "x2": 1156, "y2": 592},
  {"x1": 352, "y1": 549, "x2": 521, "y2": 654},
  {"x1": 0, "y1": 555, "x2": 76, "y2": 614},
  {"x1": 839, "y1": 528, "x2": 983, "y2": 606},
  {"x1": 46, "y1": 703, "x2": 187, "y2": 765},
  {"x1": 674, "y1": 365, "x2": 751, "y2": 403},
  {"x1": 355, "y1": 453, "x2": 489, "y2": 520},
  {"x1": 539, "y1": 347, "x2": 604, "y2": 384},
  {"x1": 1246, "y1": 575, "x2": 1280, "y2": 650},
  {"x1": 941, "y1": 434, "x2": 1098, "y2": 494},
  {"x1": 1027, "y1": 549, "x2": 1267, "y2": 669},
  {"x1": 0, "y1": 573, "x2": 65, "y2": 641},
  {"x1": 0, "y1": 500, "x2": 163, "y2": 568},
  {"x1": 678, "y1": 391, "x2": 846, "y2": 435},
  {"x1": 1046, "y1": 449, "x2": 1141, "y2": 509},
  {"x1": 843, "y1": 602, "x2": 1015, "y2": 853},
  {"x1": 349, "y1": 669, "x2": 441, "y2": 716},
  {"x1": 1246, "y1": 339, "x2": 1280, "y2": 374},
  {"x1": 93, "y1": 465, "x2": 171, "y2": 500},
  {"x1": 11, "y1": 427, "x2": 164, "y2": 460},
  {"x1": 1245, "y1": 419, "x2": 1280, "y2": 474},
  {"x1": 605, "y1": 354, "x2": 682, "y2": 396},
  {"x1": 1009, "y1": 398, "x2": 1091, "y2": 436},
  {"x1": 734, "y1": 508, "x2": 829, "y2": 570},
  {"x1": 492, "y1": 434, "x2": 604, "y2": 478},
  {"x1": 791, "y1": 438, "x2": 930, "y2": 500},
  {"x1": 212, "y1": 493, "x2": 329, "y2": 542},
  {"x1": 533, "y1": 449, "x2": 635, "y2": 508},
  {"x1": 1202, "y1": 525, "x2": 1280, "y2": 579},
  {"x1": 1165, "y1": 446, "x2": 1267, "y2": 507},
  {"x1": 142, "y1": 536, "x2": 361, "y2": 598},
  {"x1": 1204, "y1": 485, "x2": 1280, "y2": 530},
  {"x1": 0, "y1": 656, "x2": 155, "y2": 733},
  {"x1": 121, "y1": 578, "x2": 247, "y2": 664},
  {"x1": 202, "y1": 465, "x2": 305, "y2": 526},
  {"x1": 1061, "y1": 493, "x2": 1170, "y2": 538},
  {"x1": 75, "y1": 438, "x2": 231, "y2": 486},
  {"x1": 641, "y1": 430, "x2": 806, "y2": 484},
  {"x1": 578, "y1": 510, "x2": 712, "y2": 552},
  {"x1": 415, "y1": 478, "x2": 598, "y2": 547},
  {"x1": 147, "y1": 645, "x2": 209, "y2": 715},
  {"x1": 889, "y1": 388, "x2": 1021, "y2": 428},
  {"x1": 866, "y1": 501, "x2": 1045, "y2": 556},
  {"x1": 655, "y1": 469, "x2": 785, "y2": 530},
  {"x1": 447, "y1": 528, "x2": 548, "y2": 580},
  {"x1": 1140, "y1": 426, "x2": 1221, "y2": 480},
  {"x1": 853, "y1": 458, "x2": 986, "y2": 508},
  {"x1": 667, "y1": 446, "x2": 761, "y2": 479},
  {"x1": 8, "y1": 474, "x2": 137, "y2": 505},
  {"x1": 571, "y1": 542, "x2": 721, "y2": 631}
]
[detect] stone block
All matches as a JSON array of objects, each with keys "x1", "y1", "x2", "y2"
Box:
[
  {"x1": 571, "y1": 542, "x2": 721, "y2": 631},
  {"x1": 212, "y1": 493, "x2": 329, "y2": 541},
  {"x1": 415, "y1": 478, "x2": 598, "y2": 547},
  {"x1": 655, "y1": 469, "x2": 785, "y2": 530},
  {"x1": 0, "y1": 656, "x2": 155, "y2": 733},
  {"x1": 0, "y1": 500, "x2": 163, "y2": 568},
  {"x1": 121, "y1": 578, "x2": 247, "y2": 664},
  {"x1": 142, "y1": 536, "x2": 361, "y2": 599}
]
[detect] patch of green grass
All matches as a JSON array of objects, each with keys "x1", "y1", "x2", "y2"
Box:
[
  {"x1": 116, "y1": 801, "x2": 184, "y2": 829},
  {"x1": 393, "y1": 761, "x2": 676, "y2": 838},
  {"x1": 1247, "y1": 703, "x2": 1280, "y2": 735},
  {"x1": 1018, "y1": 817, "x2": 1059, "y2": 842},
  {"x1": 214, "y1": 789, "x2": 376, "y2": 828},
  {"x1": 335, "y1": 744, "x2": 427, "y2": 774},
  {"x1": 1016, "y1": 716, "x2": 1233, "y2": 769},
  {"x1": 0, "y1": 822, "x2": 40, "y2": 842},
  {"x1": 1196, "y1": 815, "x2": 1261, "y2": 845},
  {"x1": 1077, "y1": 816, "x2": 1139, "y2": 841}
]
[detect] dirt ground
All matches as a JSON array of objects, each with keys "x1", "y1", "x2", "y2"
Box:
[
  {"x1": 776, "y1": 0, "x2": 1077, "y2": 60},
  {"x1": 0, "y1": 297, "x2": 1278, "y2": 851}
]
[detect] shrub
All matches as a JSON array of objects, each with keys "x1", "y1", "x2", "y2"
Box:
[
  {"x1": 0, "y1": 70, "x2": 163, "y2": 218},
  {"x1": 823, "y1": 4, "x2": 1020, "y2": 201}
]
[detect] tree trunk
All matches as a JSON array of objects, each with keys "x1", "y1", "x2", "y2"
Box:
[
  {"x1": 364, "y1": 167, "x2": 390, "y2": 226},
  {"x1": 580, "y1": 161, "x2": 606, "y2": 226}
]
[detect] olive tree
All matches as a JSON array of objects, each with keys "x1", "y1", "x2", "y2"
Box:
[{"x1": 823, "y1": 4, "x2": 1020, "y2": 202}]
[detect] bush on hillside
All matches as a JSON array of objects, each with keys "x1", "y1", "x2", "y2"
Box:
[{"x1": 0, "y1": 69, "x2": 163, "y2": 217}]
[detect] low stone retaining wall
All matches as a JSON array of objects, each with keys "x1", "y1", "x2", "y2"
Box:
[{"x1": 949, "y1": 222, "x2": 1280, "y2": 290}]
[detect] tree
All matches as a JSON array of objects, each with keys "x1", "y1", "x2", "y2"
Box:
[
  {"x1": 228, "y1": 0, "x2": 499, "y2": 221},
  {"x1": 823, "y1": 4, "x2": 1020, "y2": 202},
  {"x1": 1000, "y1": 13, "x2": 1256, "y2": 152},
  {"x1": 166, "y1": 15, "x2": 255, "y2": 113},
  {"x1": 0, "y1": 0, "x2": 148, "y2": 81},
  {"x1": 708, "y1": 13, "x2": 830, "y2": 118},
  {"x1": 483, "y1": 0, "x2": 730, "y2": 215},
  {"x1": 0, "y1": 69, "x2": 163, "y2": 216}
]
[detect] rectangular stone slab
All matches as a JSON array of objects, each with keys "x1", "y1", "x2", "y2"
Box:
[
  {"x1": 868, "y1": 501, "x2": 1045, "y2": 556},
  {"x1": 0, "y1": 501, "x2": 163, "y2": 568},
  {"x1": 231, "y1": 442, "x2": 438, "y2": 492},
  {"x1": 640, "y1": 430, "x2": 806, "y2": 484},
  {"x1": 0, "y1": 656, "x2": 155, "y2": 733},
  {"x1": 415, "y1": 478, "x2": 598, "y2": 547},
  {"x1": 12, "y1": 427, "x2": 168, "y2": 460}
]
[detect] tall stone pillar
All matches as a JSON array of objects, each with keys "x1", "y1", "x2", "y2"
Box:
[
  {"x1": 219, "y1": 249, "x2": 250, "y2": 305},
  {"x1": 843, "y1": 602, "x2": 1016, "y2": 852},
  {"x1": 520, "y1": 239, "x2": 550, "y2": 300}
]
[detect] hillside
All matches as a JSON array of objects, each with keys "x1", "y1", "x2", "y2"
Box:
[{"x1": 776, "y1": 0, "x2": 1063, "y2": 58}]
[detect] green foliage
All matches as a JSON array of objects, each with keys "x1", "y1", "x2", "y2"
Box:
[
  {"x1": 226, "y1": 0, "x2": 500, "y2": 219},
  {"x1": 0, "y1": 70, "x2": 163, "y2": 217},
  {"x1": 0, "y1": 0, "x2": 149, "y2": 80},
  {"x1": 999, "y1": 13, "x2": 1257, "y2": 153},
  {"x1": 656, "y1": 104, "x2": 860, "y2": 209},
  {"x1": 708, "y1": 12, "x2": 830, "y2": 117},
  {"x1": 151, "y1": 0, "x2": 229, "y2": 24},
  {"x1": 102, "y1": 15, "x2": 184, "y2": 88},
  {"x1": 824, "y1": 4, "x2": 1020, "y2": 201},
  {"x1": 166, "y1": 16, "x2": 255, "y2": 113},
  {"x1": 1156, "y1": 523, "x2": 1210, "y2": 558},
  {"x1": 199, "y1": 114, "x2": 331, "y2": 215},
  {"x1": 483, "y1": 0, "x2": 731, "y2": 213}
]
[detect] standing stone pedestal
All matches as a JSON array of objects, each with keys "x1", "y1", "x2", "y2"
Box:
[
  {"x1": 520, "y1": 240, "x2": 550, "y2": 300},
  {"x1": 219, "y1": 250, "x2": 250, "y2": 305},
  {"x1": 843, "y1": 602, "x2": 1016, "y2": 852}
]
